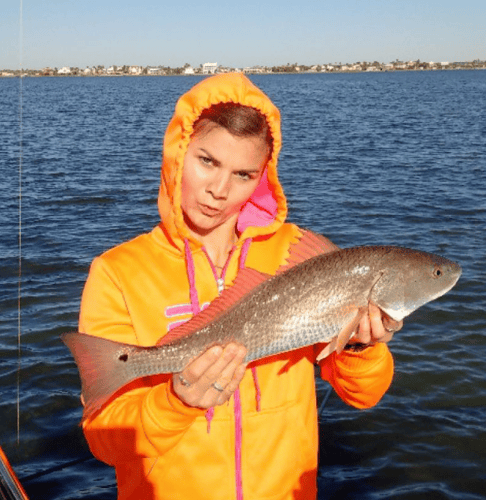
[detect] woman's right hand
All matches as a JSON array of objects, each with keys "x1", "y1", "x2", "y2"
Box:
[{"x1": 172, "y1": 343, "x2": 247, "y2": 409}]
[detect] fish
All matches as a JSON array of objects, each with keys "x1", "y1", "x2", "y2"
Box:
[{"x1": 62, "y1": 232, "x2": 461, "y2": 420}]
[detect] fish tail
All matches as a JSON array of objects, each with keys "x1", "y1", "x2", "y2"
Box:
[{"x1": 61, "y1": 332, "x2": 138, "y2": 421}]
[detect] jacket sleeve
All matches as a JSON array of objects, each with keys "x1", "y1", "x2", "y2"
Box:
[
  {"x1": 79, "y1": 257, "x2": 205, "y2": 465},
  {"x1": 318, "y1": 343, "x2": 394, "y2": 409}
]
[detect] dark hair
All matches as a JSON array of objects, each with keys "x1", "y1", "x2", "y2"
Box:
[{"x1": 192, "y1": 102, "x2": 273, "y2": 153}]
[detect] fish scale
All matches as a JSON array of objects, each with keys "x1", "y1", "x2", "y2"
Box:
[{"x1": 62, "y1": 244, "x2": 461, "y2": 420}]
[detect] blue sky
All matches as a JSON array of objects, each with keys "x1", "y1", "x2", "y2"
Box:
[{"x1": 2, "y1": 0, "x2": 485, "y2": 70}]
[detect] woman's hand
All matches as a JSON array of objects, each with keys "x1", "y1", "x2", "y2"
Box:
[
  {"x1": 347, "y1": 303, "x2": 403, "y2": 348},
  {"x1": 172, "y1": 343, "x2": 247, "y2": 409}
]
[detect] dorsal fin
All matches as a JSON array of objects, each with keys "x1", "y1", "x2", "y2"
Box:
[
  {"x1": 276, "y1": 230, "x2": 339, "y2": 275},
  {"x1": 157, "y1": 267, "x2": 272, "y2": 346}
]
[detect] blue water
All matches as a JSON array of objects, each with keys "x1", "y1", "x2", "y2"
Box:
[{"x1": 1, "y1": 71, "x2": 485, "y2": 499}]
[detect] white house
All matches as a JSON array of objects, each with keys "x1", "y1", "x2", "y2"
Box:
[
  {"x1": 184, "y1": 66, "x2": 195, "y2": 75},
  {"x1": 57, "y1": 67, "x2": 71, "y2": 75},
  {"x1": 202, "y1": 62, "x2": 218, "y2": 74}
]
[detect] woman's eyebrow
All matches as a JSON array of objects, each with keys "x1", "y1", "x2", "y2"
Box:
[{"x1": 198, "y1": 148, "x2": 220, "y2": 166}]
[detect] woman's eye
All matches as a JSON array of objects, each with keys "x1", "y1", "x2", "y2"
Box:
[
  {"x1": 237, "y1": 171, "x2": 252, "y2": 181},
  {"x1": 199, "y1": 156, "x2": 212, "y2": 165}
]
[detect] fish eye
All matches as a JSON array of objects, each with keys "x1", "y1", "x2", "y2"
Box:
[{"x1": 433, "y1": 267, "x2": 443, "y2": 278}]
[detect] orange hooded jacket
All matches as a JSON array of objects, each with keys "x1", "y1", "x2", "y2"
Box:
[{"x1": 79, "y1": 73, "x2": 394, "y2": 500}]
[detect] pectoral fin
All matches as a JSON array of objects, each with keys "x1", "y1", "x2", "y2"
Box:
[{"x1": 316, "y1": 306, "x2": 368, "y2": 361}]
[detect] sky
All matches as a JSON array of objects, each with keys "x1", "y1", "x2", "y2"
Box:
[{"x1": 1, "y1": 0, "x2": 485, "y2": 70}]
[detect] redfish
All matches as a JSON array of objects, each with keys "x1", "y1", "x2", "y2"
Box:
[{"x1": 62, "y1": 232, "x2": 461, "y2": 420}]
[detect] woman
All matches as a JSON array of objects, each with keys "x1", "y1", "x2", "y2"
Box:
[{"x1": 79, "y1": 73, "x2": 398, "y2": 500}]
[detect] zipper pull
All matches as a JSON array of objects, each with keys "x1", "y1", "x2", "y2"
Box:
[{"x1": 217, "y1": 278, "x2": 225, "y2": 295}]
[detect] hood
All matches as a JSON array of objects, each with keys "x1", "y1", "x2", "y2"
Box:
[{"x1": 158, "y1": 73, "x2": 287, "y2": 252}]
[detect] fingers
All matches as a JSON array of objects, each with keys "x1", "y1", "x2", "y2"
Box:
[
  {"x1": 351, "y1": 303, "x2": 402, "y2": 346},
  {"x1": 173, "y1": 343, "x2": 247, "y2": 409}
]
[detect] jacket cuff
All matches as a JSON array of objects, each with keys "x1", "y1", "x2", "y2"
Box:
[
  {"x1": 320, "y1": 343, "x2": 394, "y2": 409},
  {"x1": 143, "y1": 379, "x2": 206, "y2": 431}
]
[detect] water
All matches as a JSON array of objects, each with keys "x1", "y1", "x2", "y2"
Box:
[{"x1": 1, "y1": 71, "x2": 485, "y2": 499}]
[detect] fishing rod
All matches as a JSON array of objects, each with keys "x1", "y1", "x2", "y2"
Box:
[{"x1": 0, "y1": 447, "x2": 28, "y2": 500}]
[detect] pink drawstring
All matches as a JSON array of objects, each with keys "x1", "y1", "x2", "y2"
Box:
[
  {"x1": 239, "y1": 239, "x2": 261, "y2": 411},
  {"x1": 205, "y1": 407, "x2": 215, "y2": 433},
  {"x1": 184, "y1": 239, "x2": 201, "y2": 316},
  {"x1": 185, "y1": 239, "x2": 215, "y2": 430},
  {"x1": 234, "y1": 238, "x2": 254, "y2": 500},
  {"x1": 184, "y1": 237, "x2": 259, "y2": 500},
  {"x1": 251, "y1": 367, "x2": 261, "y2": 412},
  {"x1": 234, "y1": 388, "x2": 243, "y2": 500},
  {"x1": 239, "y1": 238, "x2": 252, "y2": 270}
]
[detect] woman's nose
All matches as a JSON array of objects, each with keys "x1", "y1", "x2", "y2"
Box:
[{"x1": 207, "y1": 174, "x2": 230, "y2": 199}]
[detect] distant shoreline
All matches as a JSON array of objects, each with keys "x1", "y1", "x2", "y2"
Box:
[
  {"x1": 2, "y1": 60, "x2": 485, "y2": 78},
  {"x1": 2, "y1": 67, "x2": 486, "y2": 79}
]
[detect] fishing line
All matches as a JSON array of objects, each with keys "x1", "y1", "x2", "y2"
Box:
[
  {"x1": 17, "y1": 0, "x2": 24, "y2": 446},
  {"x1": 20, "y1": 454, "x2": 94, "y2": 484},
  {"x1": 318, "y1": 386, "x2": 333, "y2": 418}
]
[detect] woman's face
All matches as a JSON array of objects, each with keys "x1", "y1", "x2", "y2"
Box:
[{"x1": 181, "y1": 124, "x2": 269, "y2": 237}]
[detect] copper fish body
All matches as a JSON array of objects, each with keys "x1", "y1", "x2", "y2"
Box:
[{"x1": 62, "y1": 244, "x2": 461, "y2": 420}]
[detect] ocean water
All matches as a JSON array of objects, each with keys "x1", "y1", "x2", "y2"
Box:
[{"x1": 0, "y1": 71, "x2": 485, "y2": 499}]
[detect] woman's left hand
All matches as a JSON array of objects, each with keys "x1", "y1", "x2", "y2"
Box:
[{"x1": 348, "y1": 303, "x2": 403, "y2": 346}]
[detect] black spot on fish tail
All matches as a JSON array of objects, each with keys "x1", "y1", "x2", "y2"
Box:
[{"x1": 119, "y1": 354, "x2": 128, "y2": 362}]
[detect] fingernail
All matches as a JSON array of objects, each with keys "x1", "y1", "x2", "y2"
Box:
[
  {"x1": 211, "y1": 346, "x2": 223, "y2": 357},
  {"x1": 224, "y1": 344, "x2": 237, "y2": 356}
]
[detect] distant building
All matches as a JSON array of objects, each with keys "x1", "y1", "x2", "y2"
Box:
[
  {"x1": 184, "y1": 66, "x2": 195, "y2": 75},
  {"x1": 129, "y1": 66, "x2": 142, "y2": 75},
  {"x1": 243, "y1": 66, "x2": 265, "y2": 74},
  {"x1": 58, "y1": 67, "x2": 71, "y2": 75},
  {"x1": 202, "y1": 62, "x2": 217, "y2": 74}
]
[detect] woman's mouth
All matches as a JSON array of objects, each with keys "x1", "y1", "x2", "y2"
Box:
[{"x1": 198, "y1": 203, "x2": 221, "y2": 217}]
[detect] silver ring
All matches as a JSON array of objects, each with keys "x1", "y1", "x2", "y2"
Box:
[
  {"x1": 212, "y1": 381, "x2": 225, "y2": 392},
  {"x1": 178, "y1": 374, "x2": 191, "y2": 387}
]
